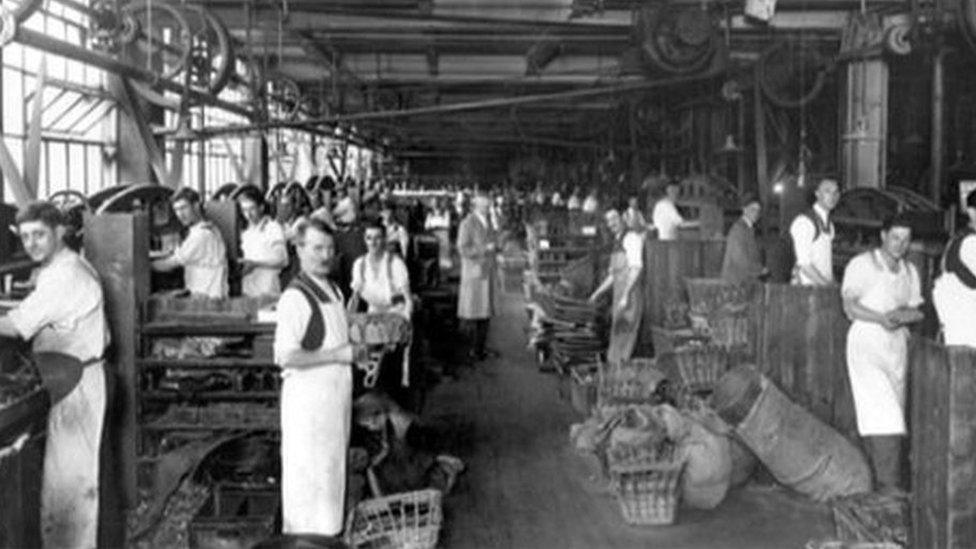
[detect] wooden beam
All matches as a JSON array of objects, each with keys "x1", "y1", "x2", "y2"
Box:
[{"x1": 108, "y1": 77, "x2": 170, "y2": 187}]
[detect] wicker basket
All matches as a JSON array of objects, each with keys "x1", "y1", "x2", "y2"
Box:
[
  {"x1": 831, "y1": 493, "x2": 909, "y2": 547},
  {"x1": 608, "y1": 458, "x2": 684, "y2": 526},
  {"x1": 657, "y1": 346, "x2": 729, "y2": 393},
  {"x1": 597, "y1": 359, "x2": 665, "y2": 409},
  {"x1": 650, "y1": 326, "x2": 710, "y2": 355},
  {"x1": 348, "y1": 313, "x2": 412, "y2": 346},
  {"x1": 346, "y1": 489, "x2": 443, "y2": 549}
]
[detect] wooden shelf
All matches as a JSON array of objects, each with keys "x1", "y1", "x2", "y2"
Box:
[
  {"x1": 140, "y1": 322, "x2": 275, "y2": 336},
  {"x1": 137, "y1": 358, "x2": 277, "y2": 369},
  {"x1": 141, "y1": 391, "x2": 278, "y2": 401}
]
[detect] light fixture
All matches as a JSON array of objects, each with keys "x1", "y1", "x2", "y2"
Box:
[{"x1": 717, "y1": 133, "x2": 741, "y2": 154}]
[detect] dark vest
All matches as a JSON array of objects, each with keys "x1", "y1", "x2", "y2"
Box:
[
  {"x1": 943, "y1": 229, "x2": 976, "y2": 289},
  {"x1": 288, "y1": 272, "x2": 337, "y2": 350}
]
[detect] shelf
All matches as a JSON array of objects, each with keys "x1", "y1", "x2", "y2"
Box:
[
  {"x1": 142, "y1": 391, "x2": 278, "y2": 401},
  {"x1": 137, "y1": 358, "x2": 277, "y2": 369},
  {"x1": 140, "y1": 322, "x2": 275, "y2": 336}
]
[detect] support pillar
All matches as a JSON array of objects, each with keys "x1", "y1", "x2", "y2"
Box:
[{"x1": 841, "y1": 59, "x2": 888, "y2": 188}]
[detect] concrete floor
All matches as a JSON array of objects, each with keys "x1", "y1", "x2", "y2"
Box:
[{"x1": 424, "y1": 287, "x2": 836, "y2": 549}]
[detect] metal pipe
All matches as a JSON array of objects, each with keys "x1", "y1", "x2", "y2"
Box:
[
  {"x1": 198, "y1": 69, "x2": 722, "y2": 136},
  {"x1": 931, "y1": 48, "x2": 946, "y2": 204},
  {"x1": 15, "y1": 28, "x2": 254, "y2": 119}
]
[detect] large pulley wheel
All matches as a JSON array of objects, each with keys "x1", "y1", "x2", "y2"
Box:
[
  {"x1": 636, "y1": 6, "x2": 719, "y2": 74},
  {"x1": 265, "y1": 77, "x2": 302, "y2": 121},
  {"x1": 119, "y1": 1, "x2": 192, "y2": 108},
  {"x1": 123, "y1": 3, "x2": 233, "y2": 110},
  {"x1": 757, "y1": 40, "x2": 830, "y2": 108}
]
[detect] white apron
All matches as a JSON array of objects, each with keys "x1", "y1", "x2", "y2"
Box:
[
  {"x1": 933, "y1": 274, "x2": 976, "y2": 347},
  {"x1": 795, "y1": 221, "x2": 834, "y2": 286},
  {"x1": 42, "y1": 361, "x2": 106, "y2": 549},
  {"x1": 845, "y1": 256, "x2": 913, "y2": 436},
  {"x1": 280, "y1": 281, "x2": 352, "y2": 536}
]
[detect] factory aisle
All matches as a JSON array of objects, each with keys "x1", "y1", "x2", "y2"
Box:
[{"x1": 424, "y1": 288, "x2": 835, "y2": 549}]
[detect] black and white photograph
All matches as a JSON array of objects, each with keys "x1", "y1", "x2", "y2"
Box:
[{"x1": 0, "y1": 0, "x2": 974, "y2": 547}]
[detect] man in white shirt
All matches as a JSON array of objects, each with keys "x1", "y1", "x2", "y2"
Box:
[
  {"x1": 237, "y1": 186, "x2": 288, "y2": 297},
  {"x1": 651, "y1": 180, "x2": 686, "y2": 240},
  {"x1": 0, "y1": 202, "x2": 109, "y2": 549},
  {"x1": 152, "y1": 187, "x2": 229, "y2": 298},
  {"x1": 790, "y1": 177, "x2": 840, "y2": 286},
  {"x1": 380, "y1": 202, "x2": 410, "y2": 258}
]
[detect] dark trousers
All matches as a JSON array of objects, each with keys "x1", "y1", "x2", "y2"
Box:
[
  {"x1": 463, "y1": 318, "x2": 490, "y2": 357},
  {"x1": 865, "y1": 435, "x2": 903, "y2": 490}
]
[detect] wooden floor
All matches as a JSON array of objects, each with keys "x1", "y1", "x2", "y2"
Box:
[{"x1": 424, "y1": 287, "x2": 835, "y2": 549}]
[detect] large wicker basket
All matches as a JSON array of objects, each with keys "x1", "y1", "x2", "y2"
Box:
[
  {"x1": 346, "y1": 489, "x2": 443, "y2": 549},
  {"x1": 657, "y1": 345, "x2": 729, "y2": 393},
  {"x1": 597, "y1": 358, "x2": 663, "y2": 405},
  {"x1": 608, "y1": 458, "x2": 684, "y2": 526}
]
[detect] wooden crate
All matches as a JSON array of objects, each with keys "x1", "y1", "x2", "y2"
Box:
[
  {"x1": 641, "y1": 239, "x2": 725, "y2": 341},
  {"x1": 910, "y1": 338, "x2": 976, "y2": 549},
  {"x1": 756, "y1": 284, "x2": 857, "y2": 439}
]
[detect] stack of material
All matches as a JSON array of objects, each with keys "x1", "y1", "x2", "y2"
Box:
[
  {"x1": 569, "y1": 357, "x2": 747, "y2": 525},
  {"x1": 524, "y1": 280, "x2": 606, "y2": 370}
]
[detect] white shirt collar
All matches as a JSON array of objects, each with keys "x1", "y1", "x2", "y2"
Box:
[
  {"x1": 813, "y1": 203, "x2": 830, "y2": 223},
  {"x1": 741, "y1": 216, "x2": 754, "y2": 228}
]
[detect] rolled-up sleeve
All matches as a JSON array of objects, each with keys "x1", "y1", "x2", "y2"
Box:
[
  {"x1": 274, "y1": 289, "x2": 311, "y2": 366},
  {"x1": 790, "y1": 216, "x2": 816, "y2": 267},
  {"x1": 6, "y1": 270, "x2": 61, "y2": 339}
]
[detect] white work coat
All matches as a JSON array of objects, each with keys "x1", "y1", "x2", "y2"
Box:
[
  {"x1": 173, "y1": 221, "x2": 229, "y2": 298},
  {"x1": 932, "y1": 233, "x2": 976, "y2": 347},
  {"x1": 274, "y1": 275, "x2": 352, "y2": 536},
  {"x1": 842, "y1": 250, "x2": 922, "y2": 436},
  {"x1": 240, "y1": 217, "x2": 287, "y2": 297},
  {"x1": 7, "y1": 248, "x2": 108, "y2": 549},
  {"x1": 790, "y1": 205, "x2": 834, "y2": 286}
]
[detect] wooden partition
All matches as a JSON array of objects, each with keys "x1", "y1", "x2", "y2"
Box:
[
  {"x1": 642, "y1": 238, "x2": 724, "y2": 332},
  {"x1": 84, "y1": 212, "x2": 150, "y2": 522},
  {"x1": 910, "y1": 338, "x2": 976, "y2": 549},
  {"x1": 755, "y1": 284, "x2": 858, "y2": 439}
]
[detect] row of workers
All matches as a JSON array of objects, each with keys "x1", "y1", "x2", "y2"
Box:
[{"x1": 599, "y1": 176, "x2": 975, "y2": 493}]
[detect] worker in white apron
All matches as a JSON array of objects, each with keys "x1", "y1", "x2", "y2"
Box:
[
  {"x1": 841, "y1": 214, "x2": 924, "y2": 491},
  {"x1": 0, "y1": 202, "x2": 109, "y2": 549},
  {"x1": 790, "y1": 178, "x2": 840, "y2": 286},
  {"x1": 152, "y1": 187, "x2": 229, "y2": 298},
  {"x1": 590, "y1": 208, "x2": 645, "y2": 363},
  {"x1": 932, "y1": 188, "x2": 976, "y2": 347},
  {"x1": 274, "y1": 218, "x2": 360, "y2": 537}
]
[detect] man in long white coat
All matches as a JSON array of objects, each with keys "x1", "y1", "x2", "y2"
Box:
[
  {"x1": 841, "y1": 213, "x2": 924, "y2": 492},
  {"x1": 457, "y1": 193, "x2": 497, "y2": 362}
]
